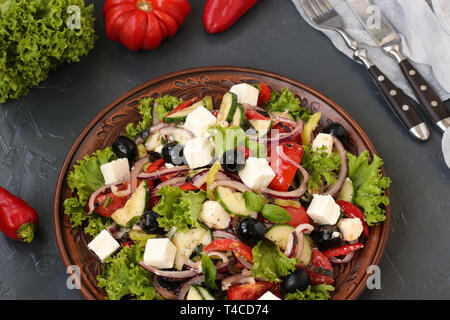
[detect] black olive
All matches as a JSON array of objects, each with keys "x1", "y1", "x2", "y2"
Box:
[
  {"x1": 311, "y1": 225, "x2": 342, "y2": 251},
  {"x1": 155, "y1": 276, "x2": 183, "y2": 291},
  {"x1": 161, "y1": 142, "x2": 185, "y2": 165},
  {"x1": 220, "y1": 149, "x2": 245, "y2": 173},
  {"x1": 148, "y1": 151, "x2": 162, "y2": 163},
  {"x1": 282, "y1": 269, "x2": 310, "y2": 294},
  {"x1": 236, "y1": 218, "x2": 267, "y2": 243},
  {"x1": 139, "y1": 211, "x2": 165, "y2": 234},
  {"x1": 138, "y1": 128, "x2": 151, "y2": 141},
  {"x1": 112, "y1": 136, "x2": 138, "y2": 161},
  {"x1": 256, "y1": 109, "x2": 270, "y2": 118},
  {"x1": 323, "y1": 122, "x2": 348, "y2": 142}
]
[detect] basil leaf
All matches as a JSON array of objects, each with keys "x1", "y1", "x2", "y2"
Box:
[
  {"x1": 243, "y1": 191, "x2": 263, "y2": 212},
  {"x1": 201, "y1": 255, "x2": 218, "y2": 290},
  {"x1": 261, "y1": 204, "x2": 292, "y2": 223}
]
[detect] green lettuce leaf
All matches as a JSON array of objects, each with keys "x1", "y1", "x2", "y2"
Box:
[
  {"x1": 97, "y1": 244, "x2": 157, "y2": 300},
  {"x1": 154, "y1": 186, "x2": 206, "y2": 232},
  {"x1": 208, "y1": 126, "x2": 266, "y2": 158},
  {"x1": 264, "y1": 88, "x2": 311, "y2": 122},
  {"x1": 301, "y1": 145, "x2": 341, "y2": 192},
  {"x1": 284, "y1": 284, "x2": 334, "y2": 300},
  {"x1": 154, "y1": 95, "x2": 183, "y2": 120},
  {"x1": 0, "y1": 0, "x2": 96, "y2": 102},
  {"x1": 251, "y1": 239, "x2": 298, "y2": 282},
  {"x1": 348, "y1": 151, "x2": 391, "y2": 226},
  {"x1": 124, "y1": 97, "x2": 154, "y2": 140}
]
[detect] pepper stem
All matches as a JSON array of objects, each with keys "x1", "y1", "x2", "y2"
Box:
[
  {"x1": 136, "y1": 0, "x2": 152, "y2": 12},
  {"x1": 17, "y1": 223, "x2": 37, "y2": 243}
]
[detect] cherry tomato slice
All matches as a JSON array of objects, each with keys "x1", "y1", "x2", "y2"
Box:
[
  {"x1": 94, "y1": 192, "x2": 130, "y2": 217},
  {"x1": 227, "y1": 282, "x2": 273, "y2": 300},
  {"x1": 245, "y1": 109, "x2": 270, "y2": 120},
  {"x1": 257, "y1": 82, "x2": 271, "y2": 107},
  {"x1": 282, "y1": 205, "x2": 311, "y2": 227},
  {"x1": 204, "y1": 239, "x2": 253, "y2": 263}
]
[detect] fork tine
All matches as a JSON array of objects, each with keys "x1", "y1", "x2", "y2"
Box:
[
  {"x1": 314, "y1": 0, "x2": 329, "y2": 15},
  {"x1": 305, "y1": 0, "x2": 321, "y2": 18},
  {"x1": 319, "y1": 0, "x2": 334, "y2": 12},
  {"x1": 300, "y1": 0, "x2": 317, "y2": 20}
]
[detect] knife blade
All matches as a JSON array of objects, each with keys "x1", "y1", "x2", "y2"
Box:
[{"x1": 346, "y1": 0, "x2": 450, "y2": 133}]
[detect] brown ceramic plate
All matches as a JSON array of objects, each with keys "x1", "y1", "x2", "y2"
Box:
[{"x1": 54, "y1": 66, "x2": 390, "y2": 300}]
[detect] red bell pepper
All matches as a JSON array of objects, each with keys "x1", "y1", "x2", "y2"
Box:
[
  {"x1": 336, "y1": 200, "x2": 369, "y2": 237},
  {"x1": 203, "y1": 0, "x2": 259, "y2": 34},
  {"x1": 146, "y1": 158, "x2": 166, "y2": 173},
  {"x1": 257, "y1": 82, "x2": 271, "y2": 107},
  {"x1": 322, "y1": 243, "x2": 364, "y2": 259},
  {"x1": 268, "y1": 142, "x2": 304, "y2": 192},
  {"x1": 178, "y1": 182, "x2": 199, "y2": 191},
  {"x1": 167, "y1": 98, "x2": 197, "y2": 116},
  {"x1": 304, "y1": 247, "x2": 334, "y2": 285},
  {"x1": 204, "y1": 238, "x2": 253, "y2": 263},
  {"x1": 0, "y1": 186, "x2": 39, "y2": 243}
]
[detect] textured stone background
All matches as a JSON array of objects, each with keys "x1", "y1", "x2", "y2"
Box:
[{"x1": 0, "y1": 0, "x2": 449, "y2": 299}]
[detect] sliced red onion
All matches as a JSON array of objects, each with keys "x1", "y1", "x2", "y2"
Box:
[
  {"x1": 177, "y1": 275, "x2": 205, "y2": 300},
  {"x1": 261, "y1": 121, "x2": 305, "y2": 145},
  {"x1": 155, "y1": 176, "x2": 186, "y2": 190},
  {"x1": 235, "y1": 254, "x2": 254, "y2": 270},
  {"x1": 207, "y1": 251, "x2": 230, "y2": 264},
  {"x1": 329, "y1": 251, "x2": 356, "y2": 264},
  {"x1": 139, "y1": 261, "x2": 199, "y2": 279},
  {"x1": 260, "y1": 165, "x2": 309, "y2": 200},
  {"x1": 190, "y1": 169, "x2": 209, "y2": 188},
  {"x1": 284, "y1": 231, "x2": 298, "y2": 258},
  {"x1": 320, "y1": 137, "x2": 348, "y2": 197},
  {"x1": 153, "y1": 276, "x2": 177, "y2": 300},
  {"x1": 110, "y1": 183, "x2": 131, "y2": 197},
  {"x1": 212, "y1": 230, "x2": 240, "y2": 241},
  {"x1": 159, "y1": 125, "x2": 194, "y2": 140},
  {"x1": 295, "y1": 223, "x2": 314, "y2": 235},
  {"x1": 87, "y1": 180, "x2": 129, "y2": 214},
  {"x1": 208, "y1": 180, "x2": 251, "y2": 193},
  {"x1": 131, "y1": 157, "x2": 150, "y2": 193},
  {"x1": 138, "y1": 164, "x2": 190, "y2": 179},
  {"x1": 221, "y1": 272, "x2": 255, "y2": 291}
]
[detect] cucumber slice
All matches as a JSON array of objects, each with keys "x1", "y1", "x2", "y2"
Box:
[
  {"x1": 230, "y1": 104, "x2": 245, "y2": 127},
  {"x1": 299, "y1": 235, "x2": 312, "y2": 267},
  {"x1": 197, "y1": 286, "x2": 215, "y2": 300},
  {"x1": 164, "y1": 101, "x2": 205, "y2": 124},
  {"x1": 111, "y1": 181, "x2": 149, "y2": 227},
  {"x1": 264, "y1": 224, "x2": 295, "y2": 251},
  {"x1": 336, "y1": 177, "x2": 354, "y2": 203},
  {"x1": 274, "y1": 199, "x2": 302, "y2": 208},
  {"x1": 217, "y1": 92, "x2": 238, "y2": 123},
  {"x1": 249, "y1": 119, "x2": 272, "y2": 136},
  {"x1": 128, "y1": 230, "x2": 157, "y2": 246},
  {"x1": 186, "y1": 285, "x2": 215, "y2": 300},
  {"x1": 215, "y1": 186, "x2": 256, "y2": 217},
  {"x1": 172, "y1": 226, "x2": 212, "y2": 270},
  {"x1": 203, "y1": 96, "x2": 214, "y2": 111}
]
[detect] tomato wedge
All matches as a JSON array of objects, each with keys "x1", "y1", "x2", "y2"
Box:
[
  {"x1": 94, "y1": 192, "x2": 130, "y2": 217},
  {"x1": 322, "y1": 243, "x2": 364, "y2": 259},
  {"x1": 204, "y1": 239, "x2": 253, "y2": 263},
  {"x1": 178, "y1": 182, "x2": 199, "y2": 191},
  {"x1": 227, "y1": 282, "x2": 273, "y2": 300},
  {"x1": 257, "y1": 82, "x2": 271, "y2": 107},
  {"x1": 245, "y1": 109, "x2": 270, "y2": 120},
  {"x1": 268, "y1": 142, "x2": 304, "y2": 192},
  {"x1": 282, "y1": 205, "x2": 311, "y2": 227}
]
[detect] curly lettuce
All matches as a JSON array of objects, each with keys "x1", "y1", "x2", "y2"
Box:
[
  {"x1": 0, "y1": 0, "x2": 96, "y2": 102},
  {"x1": 153, "y1": 186, "x2": 206, "y2": 232},
  {"x1": 124, "y1": 97, "x2": 154, "y2": 140},
  {"x1": 154, "y1": 95, "x2": 183, "y2": 121},
  {"x1": 264, "y1": 87, "x2": 311, "y2": 122},
  {"x1": 97, "y1": 244, "x2": 157, "y2": 300},
  {"x1": 348, "y1": 151, "x2": 391, "y2": 226},
  {"x1": 284, "y1": 284, "x2": 334, "y2": 300},
  {"x1": 251, "y1": 239, "x2": 298, "y2": 282}
]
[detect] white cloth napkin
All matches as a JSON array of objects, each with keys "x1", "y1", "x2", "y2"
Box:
[
  {"x1": 292, "y1": 0, "x2": 450, "y2": 102},
  {"x1": 443, "y1": 128, "x2": 450, "y2": 168}
]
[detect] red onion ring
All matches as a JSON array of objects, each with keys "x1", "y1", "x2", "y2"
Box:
[
  {"x1": 153, "y1": 276, "x2": 177, "y2": 300},
  {"x1": 261, "y1": 121, "x2": 305, "y2": 145},
  {"x1": 87, "y1": 180, "x2": 129, "y2": 214},
  {"x1": 138, "y1": 165, "x2": 190, "y2": 179},
  {"x1": 284, "y1": 231, "x2": 297, "y2": 258},
  {"x1": 139, "y1": 261, "x2": 199, "y2": 279},
  {"x1": 329, "y1": 251, "x2": 356, "y2": 264},
  {"x1": 235, "y1": 254, "x2": 254, "y2": 270},
  {"x1": 110, "y1": 183, "x2": 131, "y2": 197},
  {"x1": 212, "y1": 230, "x2": 240, "y2": 241},
  {"x1": 177, "y1": 275, "x2": 205, "y2": 300},
  {"x1": 320, "y1": 137, "x2": 348, "y2": 197},
  {"x1": 208, "y1": 180, "x2": 251, "y2": 193},
  {"x1": 295, "y1": 223, "x2": 314, "y2": 234},
  {"x1": 221, "y1": 272, "x2": 255, "y2": 291},
  {"x1": 131, "y1": 157, "x2": 150, "y2": 193},
  {"x1": 260, "y1": 165, "x2": 309, "y2": 200},
  {"x1": 155, "y1": 176, "x2": 186, "y2": 190},
  {"x1": 159, "y1": 125, "x2": 195, "y2": 140}
]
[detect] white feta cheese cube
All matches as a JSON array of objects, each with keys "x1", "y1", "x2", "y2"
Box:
[
  {"x1": 199, "y1": 200, "x2": 231, "y2": 230},
  {"x1": 338, "y1": 218, "x2": 363, "y2": 241},
  {"x1": 238, "y1": 157, "x2": 275, "y2": 189},
  {"x1": 306, "y1": 194, "x2": 341, "y2": 225},
  {"x1": 87, "y1": 229, "x2": 120, "y2": 261},
  {"x1": 230, "y1": 83, "x2": 260, "y2": 106},
  {"x1": 183, "y1": 106, "x2": 217, "y2": 138},
  {"x1": 312, "y1": 133, "x2": 334, "y2": 157},
  {"x1": 183, "y1": 137, "x2": 214, "y2": 169},
  {"x1": 258, "y1": 291, "x2": 281, "y2": 300},
  {"x1": 143, "y1": 238, "x2": 177, "y2": 269},
  {"x1": 154, "y1": 144, "x2": 163, "y2": 154},
  {"x1": 100, "y1": 158, "x2": 130, "y2": 185}
]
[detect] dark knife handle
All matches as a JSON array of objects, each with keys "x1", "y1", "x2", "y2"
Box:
[
  {"x1": 399, "y1": 59, "x2": 450, "y2": 131},
  {"x1": 367, "y1": 65, "x2": 429, "y2": 140}
]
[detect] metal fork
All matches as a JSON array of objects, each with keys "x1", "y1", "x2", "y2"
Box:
[{"x1": 296, "y1": 0, "x2": 430, "y2": 141}]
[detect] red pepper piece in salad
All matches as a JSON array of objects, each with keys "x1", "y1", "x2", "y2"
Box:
[
  {"x1": 304, "y1": 247, "x2": 334, "y2": 285},
  {"x1": 268, "y1": 142, "x2": 304, "y2": 192},
  {"x1": 204, "y1": 238, "x2": 253, "y2": 263},
  {"x1": 0, "y1": 186, "x2": 39, "y2": 243},
  {"x1": 146, "y1": 158, "x2": 165, "y2": 173},
  {"x1": 322, "y1": 243, "x2": 364, "y2": 259},
  {"x1": 178, "y1": 182, "x2": 199, "y2": 191},
  {"x1": 283, "y1": 205, "x2": 311, "y2": 227},
  {"x1": 167, "y1": 98, "x2": 197, "y2": 116},
  {"x1": 336, "y1": 200, "x2": 369, "y2": 237},
  {"x1": 257, "y1": 82, "x2": 271, "y2": 107},
  {"x1": 227, "y1": 282, "x2": 274, "y2": 300},
  {"x1": 271, "y1": 121, "x2": 303, "y2": 145},
  {"x1": 245, "y1": 109, "x2": 270, "y2": 121}
]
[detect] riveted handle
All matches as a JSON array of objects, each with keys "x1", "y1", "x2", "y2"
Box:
[{"x1": 399, "y1": 59, "x2": 450, "y2": 131}]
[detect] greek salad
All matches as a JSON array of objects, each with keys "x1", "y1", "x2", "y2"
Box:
[{"x1": 64, "y1": 82, "x2": 391, "y2": 300}]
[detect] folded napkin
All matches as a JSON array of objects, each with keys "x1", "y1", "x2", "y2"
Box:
[
  {"x1": 443, "y1": 128, "x2": 450, "y2": 168},
  {"x1": 292, "y1": 0, "x2": 450, "y2": 102}
]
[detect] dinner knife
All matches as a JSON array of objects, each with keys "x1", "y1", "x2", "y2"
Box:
[{"x1": 346, "y1": 0, "x2": 450, "y2": 133}]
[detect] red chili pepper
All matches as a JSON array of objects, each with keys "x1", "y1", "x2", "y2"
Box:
[
  {"x1": 0, "y1": 186, "x2": 39, "y2": 243},
  {"x1": 336, "y1": 200, "x2": 369, "y2": 237},
  {"x1": 257, "y1": 82, "x2": 271, "y2": 106},
  {"x1": 322, "y1": 243, "x2": 364, "y2": 259},
  {"x1": 245, "y1": 109, "x2": 270, "y2": 121},
  {"x1": 167, "y1": 98, "x2": 197, "y2": 116},
  {"x1": 268, "y1": 142, "x2": 304, "y2": 192},
  {"x1": 178, "y1": 182, "x2": 199, "y2": 191},
  {"x1": 203, "y1": 0, "x2": 259, "y2": 34},
  {"x1": 204, "y1": 238, "x2": 253, "y2": 263},
  {"x1": 146, "y1": 158, "x2": 165, "y2": 173}
]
